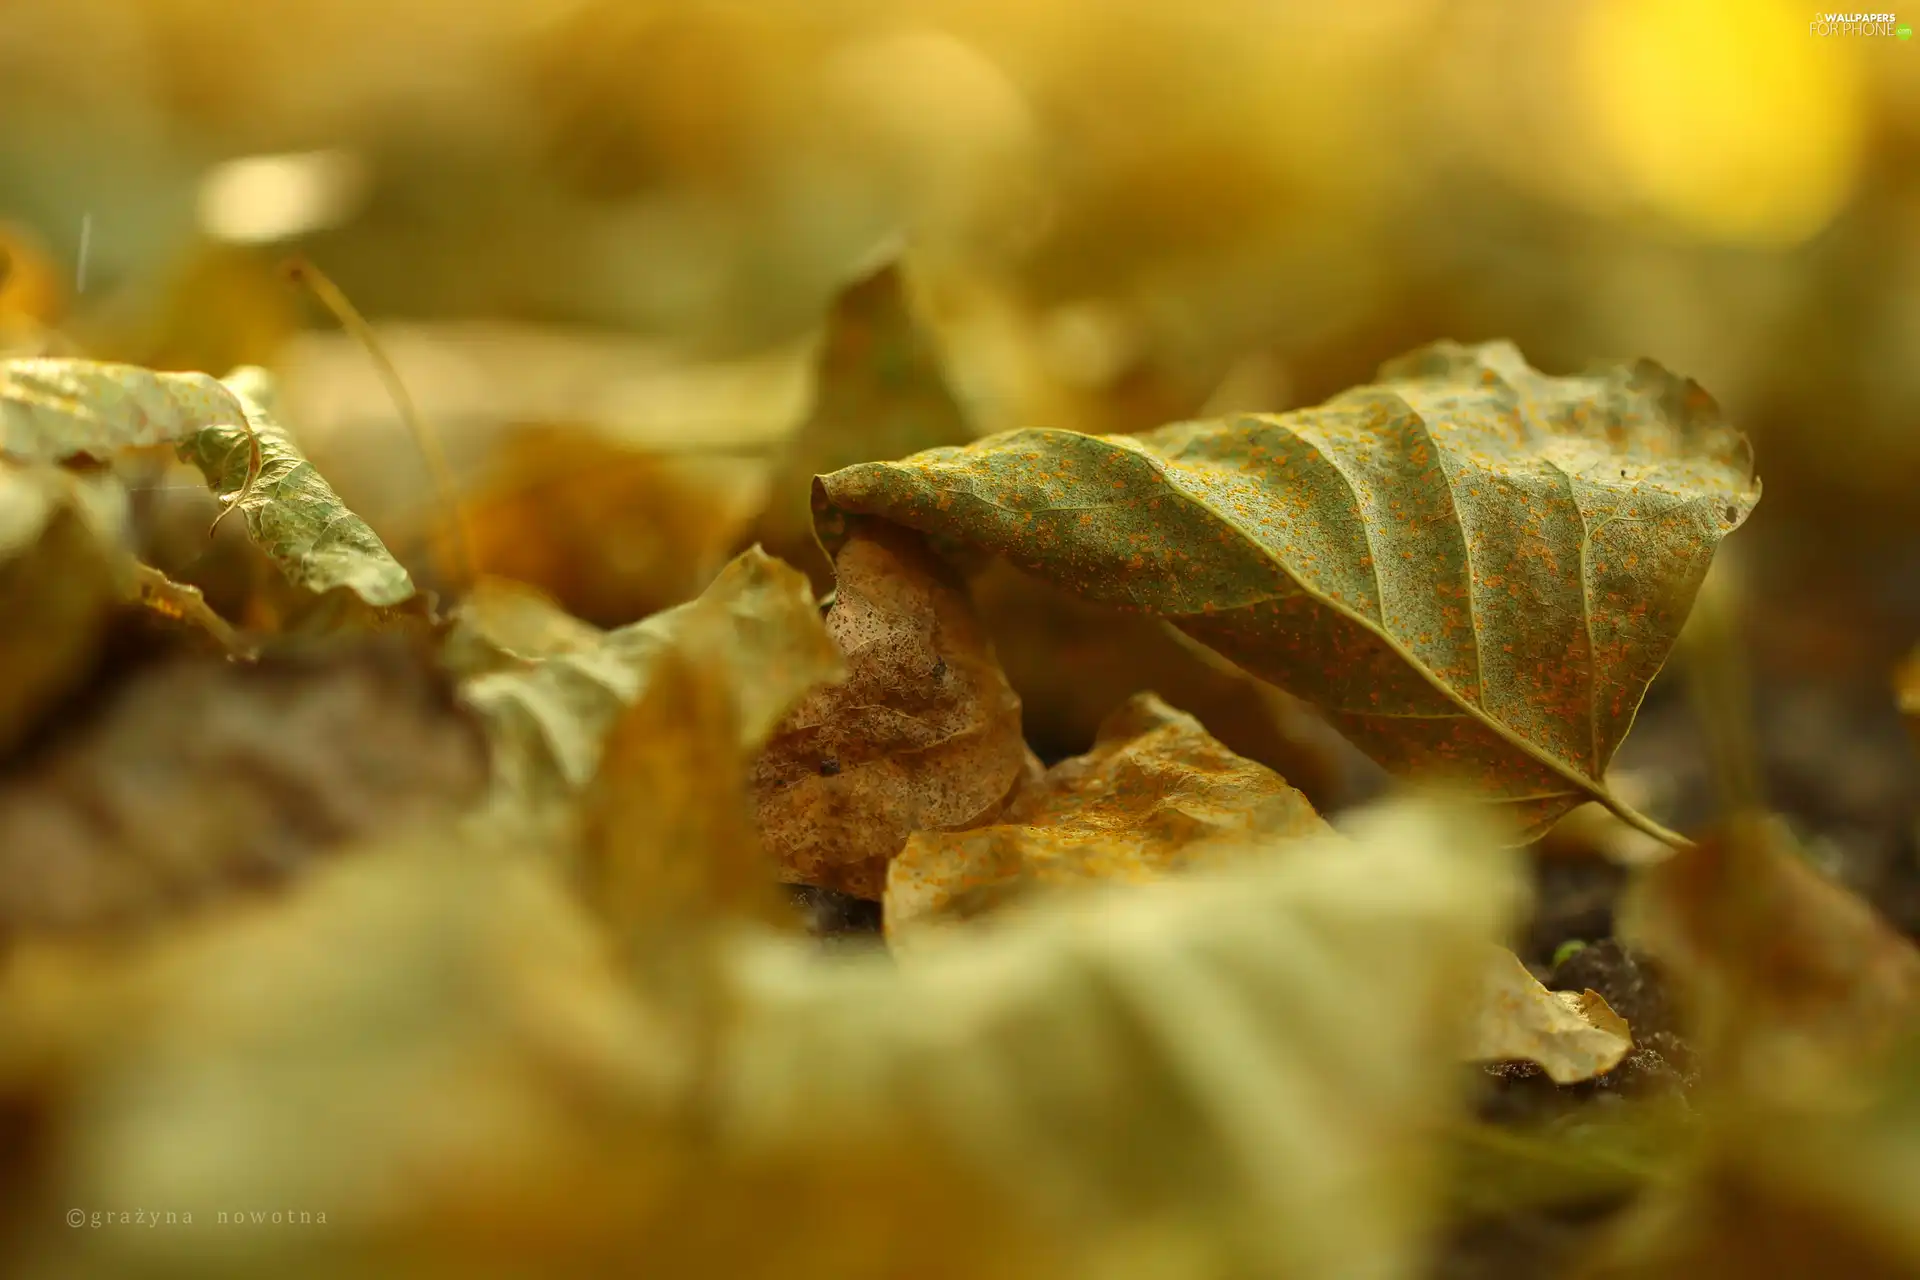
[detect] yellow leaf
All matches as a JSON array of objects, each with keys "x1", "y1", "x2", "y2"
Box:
[
  {"x1": 461, "y1": 548, "x2": 843, "y2": 807},
  {"x1": 886, "y1": 691, "x2": 1329, "y2": 941},
  {"x1": 1467, "y1": 945, "x2": 1634, "y2": 1085},
  {"x1": 0, "y1": 463, "x2": 130, "y2": 755},
  {"x1": 579, "y1": 616, "x2": 794, "y2": 951}
]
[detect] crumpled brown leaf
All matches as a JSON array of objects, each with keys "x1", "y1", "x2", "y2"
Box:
[
  {"x1": 1467, "y1": 945, "x2": 1634, "y2": 1084},
  {"x1": 885, "y1": 691, "x2": 1329, "y2": 940},
  {"x1": 753, "y1": 521, "x2": 1028, "y2": 899},
  {"x1": 0, "y1": 639, "x2": 489, "y2": 940},
  {"x1": 0, "y1": 463, "x2": 131, "y2": 757}
]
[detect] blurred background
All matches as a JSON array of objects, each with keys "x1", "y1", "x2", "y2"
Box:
[{"x1": 1, "y1": 0, "x2": 1916, "y2": 906}]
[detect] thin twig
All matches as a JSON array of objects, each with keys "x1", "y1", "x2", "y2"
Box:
[{"x1": 283, "y1": 256, "x2": 475, "y2": 592}]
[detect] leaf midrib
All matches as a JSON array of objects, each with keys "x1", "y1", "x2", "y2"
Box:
[{"x1": 1099, "y1": 430, "x2": 1611, "y2": 810}]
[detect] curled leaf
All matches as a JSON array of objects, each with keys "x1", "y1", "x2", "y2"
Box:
[
  {"x1": 461, "y1": 547, "x2": 843, "y2": 806},
  {"x1": 753, "y1": 522, "x2": 1028, "y2": 900},
  {"x1": 1468, "y1": 946, "x2": 1634, "y2": 1084},
  {"x1": 130, "y1": 564, "x2": 255, "y2": 658},
  {"x1": 0, "y1": 358, "x2": 413, "y2": 611},
  {"x1": 180, "y1": 367, "x2": 413, "y2": 609},
  {"x1": 0, "y1": 356, "x2": 263, "y2": 533},
  {"x1": 885, "y1": 692, "x2": 1329, "y2": 940},
  {"x1": 816, "y1": 340, "x2": 1759, "y2": 842}
]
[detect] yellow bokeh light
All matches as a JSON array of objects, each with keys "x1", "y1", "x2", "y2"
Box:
[{"x1": 1579, "y1": 0, "x2": 1867, "y2": 245}]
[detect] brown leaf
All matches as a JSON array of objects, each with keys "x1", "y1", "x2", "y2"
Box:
[
  {"x1": 724, "y1": 797, "x2": 1525, "y2": 1278},
  {"x1": 753, "y1": 522, "x2": 1027, "y2": 899},
  {"x1": 1621, "y1": 813, "x2": 1920, "y2": 1090},
  {"x1": 0, "y1": 639, "x2": 489, "y2": 940},
  {"x1": 885, "y1": 692, "x2": 1329, "y2": 940},
  {"x1": 1467, "y1": 945, "x2": 1634, "y2": 1084},
  {"x1": 1590, "y1": 814, "x2": 1920, "y2": 1278}
]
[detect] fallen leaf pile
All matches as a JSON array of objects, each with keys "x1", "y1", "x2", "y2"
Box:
[{"x1": 1, "y1": 263, "x2": 1916, "y2": 1280}]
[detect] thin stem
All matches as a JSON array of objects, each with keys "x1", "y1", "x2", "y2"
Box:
[
  {"x1": 1598, "y1": 790, "x2": 1694, "y2": 851},
  {"x1": 283, "y1": 257, "x2": 475, "y2": 592}
]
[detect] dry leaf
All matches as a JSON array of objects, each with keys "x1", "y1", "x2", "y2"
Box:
[
  {"x1": 0, "y1": 463, "x2": 131, "y2": 756},
  {"x1": 1468, "y1": 946, "x2": 1634, "y2": 1084},
  {"x1": 461, "y1": 547, "x2": 843, "y2": 807},
  {"x1": 885, "y1": 691, "x2": 1330, "y2": 940},
  {"x1": 0, "y1": 826, "x2": 1059, "y2": 1280},
  {"x1": 753, "y1": 522, "x2": 1028, "y2": 899},
  {"x1": 580, "y1": 611, "x2": 796, "y2": 954},
  {"x1": 815, "y1": 340, "x2": 1760, "y2": 841},
  {"x1": 129, "y1": 563, "x2": 254, "y2": 658},
  {"x1": 440, "y1": 576, "x2": 607, "y2": 680},
  {"x1": 721, "y1": 797, "x2": 1524, "y2": 1277},
  {"x1": 0, "y1": 832, "x2": 684, "y2": 1279},
  {"x1": 1620, "y1": 813, "x2": 1920, "y2": 1091},
  {"x1": 1, "y1": 358, "x2": 416, "y2": 612},
  {"x1": 0, "y1": 639, "x2": 488, "y2": 940},
  {"x1": 459, "y1": 421, "x2": 766, "y2": 627},
  {"x1": 1, "y1": 356, "x2": 257, "y2": 461},
  {"x1": 1897, "y1": 647, "x2": 1919, "y2": 755},
  {"x1": 178, "y1": 366, "x2": 417, "y2": 611},
  {"x1": 1585, "y1": 817, "x2": 1920, "y2": 1279}
]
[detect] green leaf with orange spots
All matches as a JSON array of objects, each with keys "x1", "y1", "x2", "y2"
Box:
[{"x1": 815, "y1": 340, "x2": 1760, "y2": 842}]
